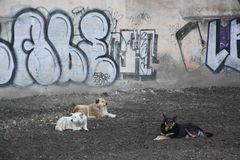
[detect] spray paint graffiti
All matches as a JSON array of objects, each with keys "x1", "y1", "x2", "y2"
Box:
[
  {"x1": 225, "y1": 19, "x2": 240, "y2": 70},
  {"x1": 71, "y1": 6, "x2": 88, "y2": 38},
  {"x1": 139, "y1": 29, "x2": 157, "y2": 78},
  {"x1": 78, "y1": 10, "x2": 118, "y2": 86},
  {"x1": 0, "y1": 7, "x2": 158, "y2": 87},
  {"x1": 129, "y1": 12, "x2": 151, "y2": 28},
  {"x1": 104, "y1": 7, "x2": 123, "y2": 32},
  {"x1": 71, "y1": 6, "x2": 88, "y2": 16},
  {"x1": 0, "y1": 39, "x2": 14, "y2": 85},
  {"x1": 176, "y1": 19, "x2": 240, "y2": 73},
  {"x1": 176, "y1": 22, "x2": 205, "y2": 72},
  {"x1": 12, "y1": 8, "x2": 61, "y2": 87},
  {"x1": 48, "y1": 11, "x2": 88, "y2": 84},
  {"x1": 119, "y1": 30, "x2": 138, "y2": 75},
  {"x1": 206, "y1": 20, "x2": 229, "y2": 72},
  {"x1": 206, "y1": 19, "x2": 240, "y2": 72},
  {"x1": 110, "y1": 29, "x2": 158, "y2": 80}
]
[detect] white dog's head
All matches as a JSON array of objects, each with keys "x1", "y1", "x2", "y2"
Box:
[{"x1": 70, "y1": 112, "x2": 86, "y2": 125}]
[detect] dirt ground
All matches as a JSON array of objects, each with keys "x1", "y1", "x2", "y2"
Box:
[{"x1": 0, "y1": 87, "x2": 240, "y2": 160}]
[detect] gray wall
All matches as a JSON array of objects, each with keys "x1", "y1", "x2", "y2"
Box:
[{"x1": 0, "y1": 0, "x2": 240, "y2": 98}]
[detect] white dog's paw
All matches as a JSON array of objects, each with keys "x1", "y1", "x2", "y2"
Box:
[
  {"x1": 84, "y1": 128, "x2": 89, "y2": 131},
  {"x1": 55, "y1": 128, "x2": 63, "y2": 131},
  {"x1": 55, "y1": 126, "x2": 63, "y2": 131},
  {"x1": 73, "y1": 128, "x2": 80, "y2": 131}
]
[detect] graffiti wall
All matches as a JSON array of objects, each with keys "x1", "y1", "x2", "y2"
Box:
[
  {"x1": 176, "y1": 22, "x2": 205, "y2": 72},
  {"x1": 206, "y1": 19, "x2": 240, "y2": 72},
  {"x1": 177, "y1": 19, "x2": 240, "y2": 74},
  {"x1": 0, "y1": 0, "x2": 240, "y2": 96},
  {"x1": 0, "y1": 7, "x2": 158, "y2": 87}
]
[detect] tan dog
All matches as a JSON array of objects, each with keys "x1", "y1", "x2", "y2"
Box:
[{"x1": 73, "y1": 98, "x2": 116, "y2": 118}]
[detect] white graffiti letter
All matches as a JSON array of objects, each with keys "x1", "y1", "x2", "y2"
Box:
[
  {"x1": 48, "y1": 11, "x2": 88, "y2": 84},
  {"x1": 78, "y1": 10, "x2": 117, "y2": 86},
  {"x1": 139, "y1": 30, "x2": 155, "y2": 76},
  {"x1": 225, "y1": 19, "x2": 240, "y2": 71},
  {"x1": 206, "y1": 20, "x2": 229, "y2": 72},
  {"x1": 12, "y1": 8, "x2": 60, "y2": 86},
  {"x1": 0, "y1": 40, "x2": 14, "y2": 84},
  {"x1": 119, "y1": 30, "x2": 137, "y2": 74}
]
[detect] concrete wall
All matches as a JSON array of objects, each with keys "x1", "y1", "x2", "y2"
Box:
[{"x1": 0, "y1": 0, "x2": 240, "y2": 98}]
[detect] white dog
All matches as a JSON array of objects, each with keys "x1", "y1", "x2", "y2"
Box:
[{"x1": 55, "y1": 112, "x2": 88, "y2": 131}]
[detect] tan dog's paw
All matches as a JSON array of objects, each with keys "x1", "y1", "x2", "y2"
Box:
[{"x1": 107, "y1": 113, "x2": 116, "y2": 118}]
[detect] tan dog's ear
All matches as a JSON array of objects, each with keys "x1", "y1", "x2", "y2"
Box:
[{"x1": 96, "y1": 98, "x2": 99, "y2": 104}]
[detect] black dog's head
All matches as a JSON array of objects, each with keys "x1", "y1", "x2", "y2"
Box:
[{"x1": 162, "y1": 114, "x2": 177, "y2": 131}]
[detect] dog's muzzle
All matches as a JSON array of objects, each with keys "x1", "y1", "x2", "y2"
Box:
[{"x1": 165, "y1": 126, "x2": 173, "y2": 131}]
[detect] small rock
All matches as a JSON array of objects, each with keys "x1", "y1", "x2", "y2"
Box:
[
  {"x1": 101, "y1": 92, "x2": 109, "y2": 97},
  {"x1": 12, "y1": 120, "x2": 17, "y2": 126}
]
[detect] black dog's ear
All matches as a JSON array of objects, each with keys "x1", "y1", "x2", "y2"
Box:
[
  {"x1": 173, "y1": 116, "x2": 177, "y2": 121},
  {"x1": 96, "y1": 98, "x2": 99, "y2": 104},
  {"x1": 163, "y1": 113, "x2": 166, "y2": 120}
]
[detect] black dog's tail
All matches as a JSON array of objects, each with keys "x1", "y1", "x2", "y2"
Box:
[{"x1": 204, "y1": 132, "x2": 213, "y2": 137}]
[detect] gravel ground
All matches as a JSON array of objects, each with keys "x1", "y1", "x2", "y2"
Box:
[{"x1": 0, "y1": 87, "x2": 240, "y2": 160}]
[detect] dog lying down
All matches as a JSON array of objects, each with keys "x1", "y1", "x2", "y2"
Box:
[
  {"x1": 73, "y1": 98, "x2": 116, "y2": 118},
  {"x1": 154, "y1": 114, "x2": 213, "y2": 141},
  {"x1": 55, "y1": 112, "x2": 88, "y2": 131}
]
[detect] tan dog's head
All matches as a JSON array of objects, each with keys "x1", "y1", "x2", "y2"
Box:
[{"x1": 95, "y1": 98, "x2": 107, "y2": 107}]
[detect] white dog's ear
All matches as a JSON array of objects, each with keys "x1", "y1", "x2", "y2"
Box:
[{"x1": 96, "y1": 98, "x2": 99, "y2": 104}]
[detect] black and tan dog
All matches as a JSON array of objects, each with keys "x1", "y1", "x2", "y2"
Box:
[{"x1": 154, "y1": 114, "x2": 213, "y2": 141}]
